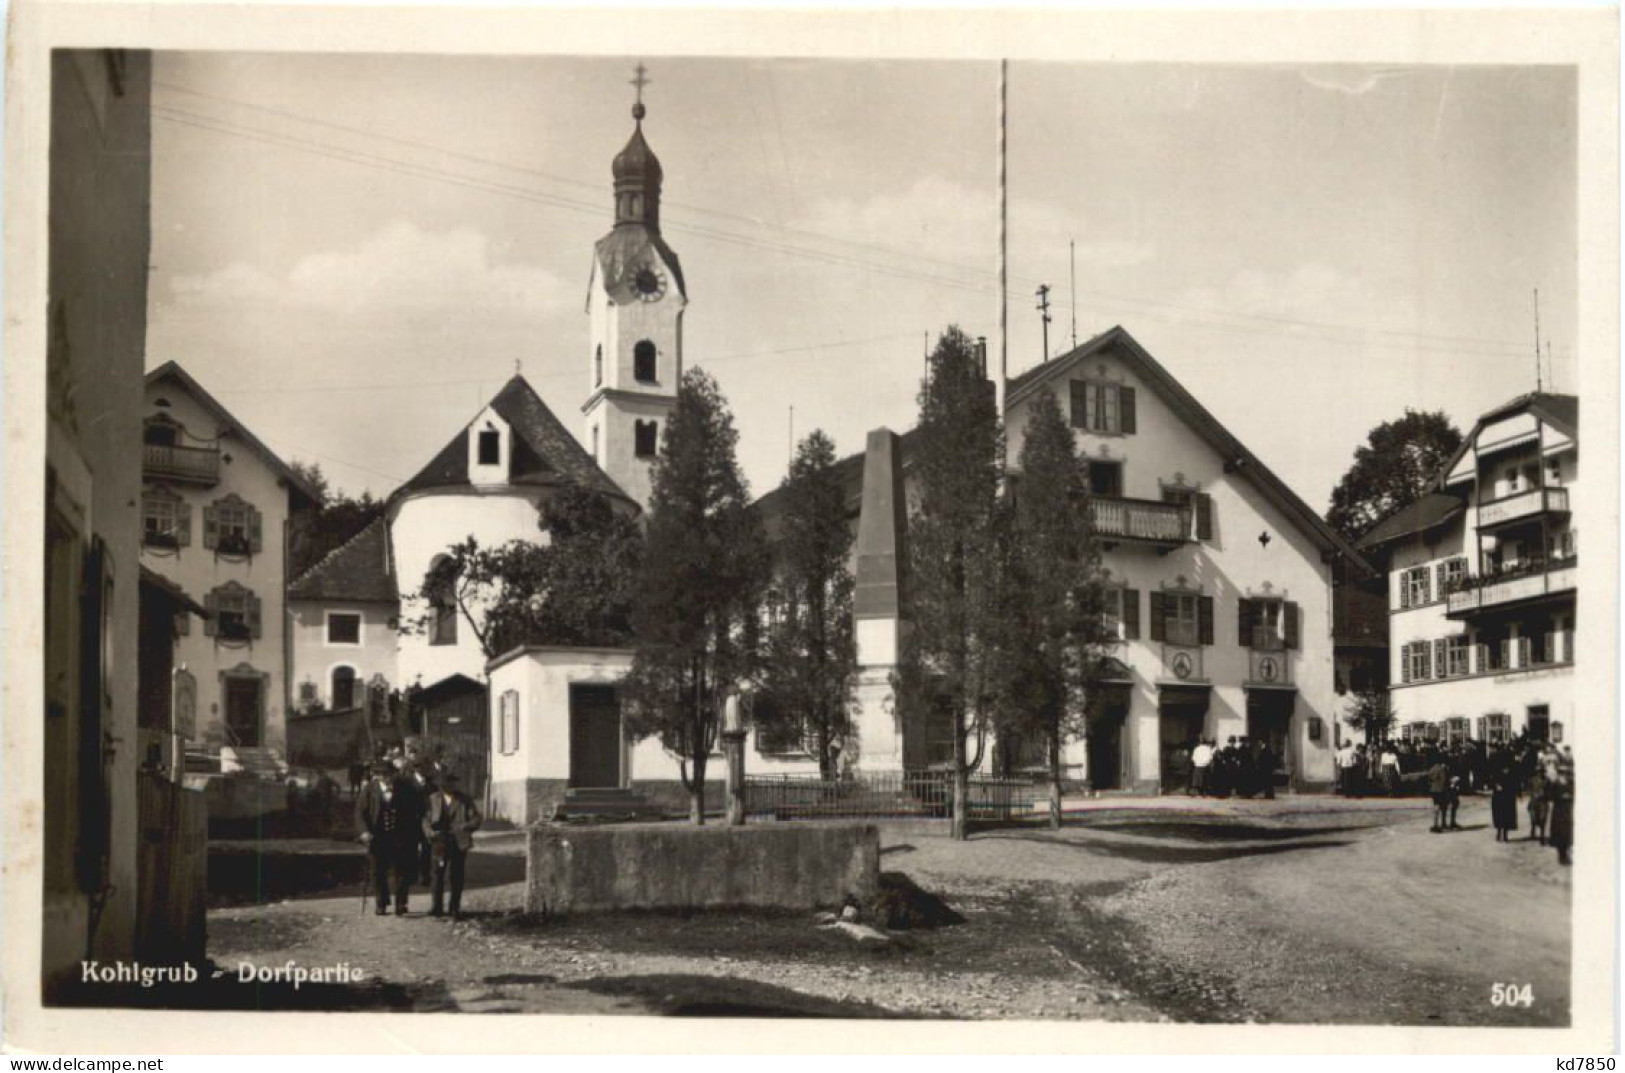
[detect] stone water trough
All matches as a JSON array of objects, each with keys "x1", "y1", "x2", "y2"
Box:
[{"x1": 525, "y1": 822, "x2": 879, "y2": 915}]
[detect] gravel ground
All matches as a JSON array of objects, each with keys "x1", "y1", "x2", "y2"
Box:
[{"x1": 194, "y1": 795, "x2": 1570, "y2": 1023}]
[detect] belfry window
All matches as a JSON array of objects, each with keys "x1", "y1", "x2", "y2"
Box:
[
  {"x1": 634, "y1": 420, "x2": 659, "y2": 459},
  {"x1": 633, "y1": 340, "x2": 658, "y2": 383}
]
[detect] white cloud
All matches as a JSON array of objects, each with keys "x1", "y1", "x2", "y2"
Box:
[{"x1": 166, "y1": 221, "x2": 571, "y2": 318}]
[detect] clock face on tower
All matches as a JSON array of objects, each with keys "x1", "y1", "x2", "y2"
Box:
[{"x1": 633, "y1": 263, "x2": 667, "y2": 302}]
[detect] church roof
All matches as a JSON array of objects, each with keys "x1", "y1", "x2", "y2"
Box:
[
  {"x1": 394, "y1": 375, "x2": 632, "y2": 505},
  {"x1": 612, "y1": 122, "x2": 664, "y2": 186},
  {"x1": 288, "y1": 516, "x2": 399, "y2": 604},
  {"x1": 1007, "y1": 326, "x2": 1374, "y2": 575},
  {"x1": 145, "y1": 361, "x2": 322, "y2": 508}
]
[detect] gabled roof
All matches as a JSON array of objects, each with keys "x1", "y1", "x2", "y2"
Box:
[
  {"x1": 1354, "y1": 491, "x2": 1465, "y2": 550},
  {"x1": 394, "y1": 375, "x2": 631, "y2": 505},
  {"x1": 145, "y1": 361, "x2": 322, "y2": 507},
  {"x1": 138, "y1": 565, "x2": 209, "y2": 617},
  {"x1": 1434, "y1": 391, "x2": 1579, "y2": 489},
  {"x1": 288, "y1": 516, "x2": 398, "y2": 604},
  {"x1": 1007, "y1": 326, "x2": 1376, "y2": 575}
]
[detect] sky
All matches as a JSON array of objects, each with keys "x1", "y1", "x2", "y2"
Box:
[{"x1": 146, "y1": 54, "x2": 1577, "y2": 511}]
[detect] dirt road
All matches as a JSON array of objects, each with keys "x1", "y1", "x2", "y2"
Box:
[{"x1": 200, "y1": 795, "x2": 1570, "y2": 1023}]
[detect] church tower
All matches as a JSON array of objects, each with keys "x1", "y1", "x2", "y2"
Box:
[{"x1": 582, "y1": 65, "x2": 687, "y2": 515}]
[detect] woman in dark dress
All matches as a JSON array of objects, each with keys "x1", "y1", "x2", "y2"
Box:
[
  {"x1": 1489, "y1": 766, "x2": 1520, "y2": 842},
  {"x1": 1547, "y1": 750, "x2": 1574, "y2": 865}
]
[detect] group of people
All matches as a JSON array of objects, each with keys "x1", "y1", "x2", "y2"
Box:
[
  {"x1": 1185, "y1": 736, "x2": 1280, "y2": 799},
  {"x1": 1333, "y1": 735, "x2": 1575, "y2": 865},
  {"x1": 355, "y1": 739, "x2": 483, "y2": 918},
  {"x1": 1485, "y1": 740, "x2": 1576, "y2": 865}
]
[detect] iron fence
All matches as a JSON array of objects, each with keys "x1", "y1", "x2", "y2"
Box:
[{"x1": 743, "y1": 770, "x2": 1039, "y2": 823}]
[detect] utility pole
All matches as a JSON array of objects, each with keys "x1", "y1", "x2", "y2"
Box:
[
  {"x1": 1546, "y1": 341, "x2": 1555, "y2": 393},
  {"x1": 996, "y1": 58, "x2": 1008, "y2": 482},
  {"x1": 788, "y1": 405, "x2": 795, "y2": 470},
  {"x1": 1035, "y1": 284, "x2": 1052, "y2": 362}
]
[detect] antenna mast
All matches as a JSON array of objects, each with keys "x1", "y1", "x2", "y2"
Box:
[
  {"x1": 1533, "y1": 288, "x2": 1543, "y2": 392},
  {"x1": 1069, "y1": 239, "x2": 1078, "y2": 349},
  {"x1": 996, "y1": 58, "x2": 1009, "y2": 482}
]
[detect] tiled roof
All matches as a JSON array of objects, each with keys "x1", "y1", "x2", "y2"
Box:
[
  {"x1": 145, "y1": 361, "x2": 322, "y2": 507},
  {"x1": 287, "y1": 516, "x2": 398, "y2": 604},
  {"x1": 1354, "y1": 491, "x2": 1465, "y2": 550},
  {"x1": 395, "y1": 375, "x2": 629, "y2": 503}
]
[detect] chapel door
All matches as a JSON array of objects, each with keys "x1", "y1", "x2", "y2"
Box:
[
  {"x1": 224, "y1": 676, "x2": 262, "y2": 747},
  {"x1": 569, "y1": 684, "x2": 623, "y2": 789}
]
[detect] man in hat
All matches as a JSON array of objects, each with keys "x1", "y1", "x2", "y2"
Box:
[
  {"x1": 356, "y1": 759, "x2": 423, "y2": 915},
  {"x1": 422, "y1": 771, "x2": 482, "y2": 920}
]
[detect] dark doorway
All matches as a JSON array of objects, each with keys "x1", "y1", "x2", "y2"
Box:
[
  {"x1": 224, "y1": 675, "x2": 262, "y2": 747},
  {"x1": 1158, "y1": 698, "x2": 1207, "y2": 792},
  {"x1": 1246, "y1": 690, "x2": 1294, "y2": 788},
  {"x1": 569, "y1": 684, "x2": 622, "y2": 789},
  {"x1": 1087, "y1": 687, "x2": 1130, "y2": 790}
]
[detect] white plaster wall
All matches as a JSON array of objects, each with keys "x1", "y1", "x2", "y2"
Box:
[
  {"x1": 140, "y1": 378, "x2": 297, "y2": 752},
  {"x1": 1005, "y1": 353, "x2": 1342, "y2": 787},
  {"x1": 390, "y1": 489, "x2": 549, "y2": 690},
  {"x1": 289, "y1": 601, "x2": 398, "y2": 707},
  {"x1": 1390, "y1": 668, "x2": 1575, "y2": 739},
  {"x1": 583, "y1": 390, "x2": 671, "y2": 513}
]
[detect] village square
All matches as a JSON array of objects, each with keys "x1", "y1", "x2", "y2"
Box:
[{"x1": 39, "y1": 50, "x2": 1578, "y2": 1026}]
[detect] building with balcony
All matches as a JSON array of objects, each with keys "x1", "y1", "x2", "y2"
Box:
[
  {"x1": 140, "y1": 361, "x2": 321, "y2": 788},
  {"x1": 757, "y1": 326, "x2": 1375, "y2": 793},
  {"x1": 1357, "y1": 392, "x2": 1577, "y2": 746}
]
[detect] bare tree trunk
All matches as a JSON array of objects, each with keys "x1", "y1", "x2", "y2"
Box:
[
  {"x1": 691, "y1": 752, "x2": 708, "y2": 825},
  {"x1": 1048, "y1": 733, "x2": 1063, "y2": 830},
  {"x1": 951, "y1": 706, "x2": 969, "y2": 841}
]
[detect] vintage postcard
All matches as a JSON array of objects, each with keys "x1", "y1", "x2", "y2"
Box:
[{"x1": 3, "y1": 1, "x2": 1617, "y2": 1056}]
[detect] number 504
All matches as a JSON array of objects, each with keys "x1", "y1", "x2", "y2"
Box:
[{"x1": 1491, "y1": 983, "x2": 1534, "y2": 1008}]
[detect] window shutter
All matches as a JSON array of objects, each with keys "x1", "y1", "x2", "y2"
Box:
[
  {"x1": 1421, "y1": 569, "x2": 1432, "y2": 604},
  {"x1": 203, "y1": 590, "x2": 218, "y2": 638},
  {"x1": 1120, "y1": 387, "x2": 1137, "y2": 434},
  {"x1": 202, "y1": 503, "x2": 218, "y2": 550},
  {"x1": 1475, "y1": 716, "x2": 1485, "y2": 740},
  {"x1": 1434, "y1": 638, "x2": 1447, "y2": 678},
  {"x1": 175, "y1": 609, "x2": 190, "y2": 637},
  {"x1": 1237, "y1": 599, "x2": 1252, "y2": 648},
  {"x1": 247, "y1": 591, "x2": 262, "y2": 639},
  {"x1": 1123, "y1": 589, "x2": 1140, "y2": 640},
  {"x1": 1435, "y1": 562, "x2": 1448, "y2": 595},
  {"x1": 1195, "y1": 492, "x2": 1213, "y2": 541},
  {"x1": 1148, "y1": 591, "x2": 1165, "y2": 642},
  {"x1": 249, "y1": 506, "x2": 263, "y2": 554},
  {"x1": 1285, "y1": 601, "x2": 1300, "y2": 650},
  {"x1": 1198, "y1": 595, "x2": 1214, "y2": 646},
  {"x1": 1419, "y1": 642, "x2": 1432, "y2": 679},
  {"x1": 176, "y1": 500, "x2": 192, "y2": 547},
  {"x1": 1476, "y1": 642, "x2": 1488, "y2": 673},
  {"x1": 1069, "y1": 382, "x2": 1087, "y2": 429},
  {"x1": 1400, "y1": 643, "x2": 1412, "y2": 683}
]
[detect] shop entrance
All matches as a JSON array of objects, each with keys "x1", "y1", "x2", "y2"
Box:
[
  {"x1": 1158, "y1": 687, "x2": 1209, "y2": 793},
  {"x1": 1246, "y1": 689, "x2": 1295, "y2": 789}
]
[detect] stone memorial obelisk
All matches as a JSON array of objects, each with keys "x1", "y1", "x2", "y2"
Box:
[{"x1": 851, "y1": 428, "x2": 909, "y2": 770}]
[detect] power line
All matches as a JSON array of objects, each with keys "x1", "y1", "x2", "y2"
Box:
[{"x1": 151, "y1": 99, "x2": 1546, "y2": 363}]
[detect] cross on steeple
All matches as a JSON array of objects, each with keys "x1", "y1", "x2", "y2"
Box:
[{"x1": 630, "y1": 63, "x2": 650, "y2": 121}]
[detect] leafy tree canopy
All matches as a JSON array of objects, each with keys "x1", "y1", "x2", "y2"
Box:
[
  {"x1": 1326, "y1": 410, "x2": 1463, "y2": 544},
  {"x1": 288, "y1": 460, "x2": 385, "y2": 578}
]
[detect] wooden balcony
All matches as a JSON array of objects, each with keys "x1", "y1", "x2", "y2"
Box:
[
  {"x1": 144, "y1": 442, "x2": 220, "y2": 486},
  {"x1": 1476, "y1": 486, "x2": 1569, "y2": 530},
  {"x1": 1090, "y1": 495, "x2": 1191, "y2": 550},
  {"x1": 1446, "y1": 557, "x2": 1577, "y2": 618}
]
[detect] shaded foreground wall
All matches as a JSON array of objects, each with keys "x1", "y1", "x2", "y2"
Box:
[{"x1": 525, "y1": 823, "x2": 879, "y2": 914}]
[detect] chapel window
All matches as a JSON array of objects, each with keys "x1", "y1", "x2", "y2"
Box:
[
  {"x1": 633, "y1": 340, "x2": 658, "y2": 384},
  {"x1": 634, "y1": 420, "x2": 659, "y2": 459},
  {"x1": 477, "y1": 427, "x2": 501, "y2": 466}
]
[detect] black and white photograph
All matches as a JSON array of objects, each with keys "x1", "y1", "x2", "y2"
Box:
[{"x1": 6, "y1": 3, "x2": 1618, "y2": 1055}]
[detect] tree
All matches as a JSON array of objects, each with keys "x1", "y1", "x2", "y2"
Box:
[
  {"x1": 407, "y1": 485, "x2": 642, "y2": 658},
  {"x1": 896, "y1": 326, "x2": 1004, "y2": 840},
  {"x1": 755, "y1": 430, "x2": 857, "y2": 779},
  {"x1": 620, "y1": 369, "x2": 769, "y2": 824},
  {"x1": 288, "y1": 460, "x2": 385, "y2": 578},
  {"x1": 1343, "y1": 687, "x2": 1395, "y2": 744},
  {"x1": 1326, "y1": 410, "x2": 1463, "y2": 544},
  {"x1": 989, "y1": 388, "x2": 1115, "y2": 829}
]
